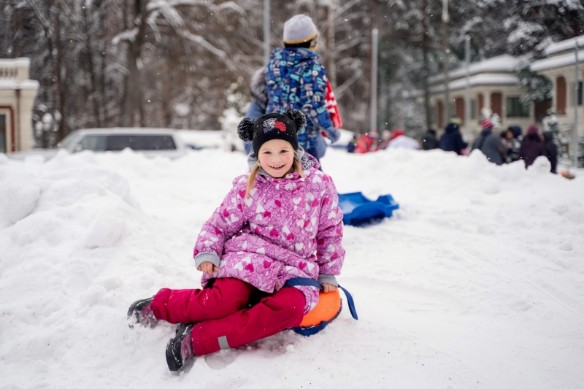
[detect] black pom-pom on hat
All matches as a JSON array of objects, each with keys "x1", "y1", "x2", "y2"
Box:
[
  {"x1": 283, "y1": 108, "x2": 306, "y2": 133},
  {"x1": 237, "y1": 117, "x2": 255, "y2": 141}
]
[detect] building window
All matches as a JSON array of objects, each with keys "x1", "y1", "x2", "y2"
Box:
[
  {"x1": 491, "y1": 92, "x2": 503, "y2": 118},
  {"x1": 454, "y1": 97, "x2": 464, "y2": 121},
  {"x1": 429, "y1": 104, "x2": 437, "y2": 126},
  {"x1": 506, "y1": 96, "x2": 530, "y2": 118},
  {"x1": 448, "y1": 101, "x2": 456, "y2": 119},
  {"x1": 471, "y1": 99, "x2": 477, "y2": 119},
  {"x1": 436, "y1": 100, "x2": 444, "y2": 128}
]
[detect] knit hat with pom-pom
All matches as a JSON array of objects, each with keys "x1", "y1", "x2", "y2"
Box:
[
  {"x1": 237, "y1": 109, "x2": 306, "y2": 157},
  {"x1": 480, "y1": 119, "x2": 494, "y2": 130}
]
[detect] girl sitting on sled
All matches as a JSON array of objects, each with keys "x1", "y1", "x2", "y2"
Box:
[{"x1": 128, "y1": 108, "x2": 345, "y2": 371}]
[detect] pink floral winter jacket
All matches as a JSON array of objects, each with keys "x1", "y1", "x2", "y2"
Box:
[{"x1": 193, "y1": 153, "x2": 345, "y2": 313}]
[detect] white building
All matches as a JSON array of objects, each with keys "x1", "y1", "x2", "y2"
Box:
[
  {"x1": 0, "y1": 58, "x2": 39, "y2": 153},
  {"x1": 428, "y1": 54, "x2": 538, "y2": 136},
  {"x1": 531, "y1": 35, "x2": 584, "y2": 138}
]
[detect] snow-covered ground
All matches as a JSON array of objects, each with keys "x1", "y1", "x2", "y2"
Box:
[{"x1": 1, "y1": 141, "x2": 583, "y2": 389}]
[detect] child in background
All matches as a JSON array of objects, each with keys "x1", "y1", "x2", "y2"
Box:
[
  {"x1": 265, "y1": 14, "x2": 340, "y2": 161},
  {"x1": 128, "y1": 109, "x2": 345, "y2": 372}
]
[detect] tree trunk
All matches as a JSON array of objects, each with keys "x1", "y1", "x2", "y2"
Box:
[
  {"x1": 325, "y1": 1, "x2": 336, "y2": 85},
  {"x1": 422, "y1": 0, "x2": 432, "y2": 130},
  {"x1": 122, "y1": 0, "x2": 147, "y2": 127},
  {"x1": 54, "y1": 3, "x2": 67, "y2": 143},
  {"x1": 83, "y1": 4, "x2": 102, "y2": 128}
]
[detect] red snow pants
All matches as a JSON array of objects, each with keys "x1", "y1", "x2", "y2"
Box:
[{"x1": 150, "y1": 277, "x2": 306, "y2": 356}]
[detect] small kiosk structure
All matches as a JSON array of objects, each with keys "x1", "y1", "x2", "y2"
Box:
[{"x1": 0, "y1": 58, "x2": 39, "y2": 153}]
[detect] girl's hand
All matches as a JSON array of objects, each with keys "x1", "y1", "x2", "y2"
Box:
[
  {"x1": 321, "y1": 283, "x2": 338, "y2": 293},
  {"x1": 198, "y1": 261, "x2": 218, "y2": 275}
]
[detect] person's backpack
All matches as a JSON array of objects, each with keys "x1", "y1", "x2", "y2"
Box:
[{"x1": 284, "y1": 278, "x2": 358, "y2": 336}]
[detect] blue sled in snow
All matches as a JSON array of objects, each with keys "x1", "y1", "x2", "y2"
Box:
[{"x1": 337, "y1": 192, "x2": 399, "y2": 226}]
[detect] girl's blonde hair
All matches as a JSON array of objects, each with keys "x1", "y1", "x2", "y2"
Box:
[{"x1": 245, "y1": 153, "x2": 304, "y2": 198}]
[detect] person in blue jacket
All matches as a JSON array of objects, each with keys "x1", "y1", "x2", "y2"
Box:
[
  {"x1": 439, "y1": 118, "x2": 468, "y2": 155},
  {"x1": 265, "y1": 14, "x2": 339, "y2": 162}
]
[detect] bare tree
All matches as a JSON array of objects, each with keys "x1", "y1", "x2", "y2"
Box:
[{"x1": 2, "y1": 0, "x2": 583, "y2": 147}]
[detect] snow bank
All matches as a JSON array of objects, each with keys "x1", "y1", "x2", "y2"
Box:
[{"x1": 1, "y1": 147, "x2": 583, "y2": 388}]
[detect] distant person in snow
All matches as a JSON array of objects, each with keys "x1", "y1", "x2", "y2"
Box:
[
  {"x1": 265, "y1": 14, "x2": 340, "y2": 162},
  {"x1": 355, "y1": 131, "x2": 379, "y2": 153},
  {"x1": 502, "y1": 125, "x2": 522, "y2": 163},
  {"x1": 439, "y1": 118, "x2": 468, "y2": 155},
  {"x1": 127, "y1": 109, "x2": 345, "y2": 372},
  {"x1": 421, "y1": 128, "x2": 439, "y2": 150},
  {"x1": 386, "y1": 129, "x2": 420, "y2": 150},
  {"x1": 542, "y1": 131, "x2": 558, "y2": 174},
  {"x1": 471, "y1": 119, "x2": 506, "y2": 165},
  {"x1": 347, "y1": 133, "x2": 358, "y2": 153},
  {"x1": 519, "y1": 124, "x2": 545, "y2": 168}
]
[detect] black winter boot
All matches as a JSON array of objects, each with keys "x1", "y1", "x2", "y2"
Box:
[
  {"x1": 166, "y1": 323, "x2": 194, "y2": 371},
  {"x1": 127, "y1": 297, "x2": 157, "y2": 327}
]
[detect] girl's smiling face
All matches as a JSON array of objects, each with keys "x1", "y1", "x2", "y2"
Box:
[{"x1": 258, "y1": 139, "x2": 295, "y2": 178}]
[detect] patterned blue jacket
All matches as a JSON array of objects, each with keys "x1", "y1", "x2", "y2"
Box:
[{"x1": 265, "y1": 48, "x2": 335, "y2": 154}]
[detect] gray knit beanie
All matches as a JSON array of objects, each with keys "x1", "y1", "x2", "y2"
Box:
[{"x1": 283, "y1": 14, "x2": 318, "y2": 44}]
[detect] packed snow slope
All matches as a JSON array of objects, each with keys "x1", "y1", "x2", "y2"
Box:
[{"x1": 1, "y1": 144, "x2": 583, "y2": 389}]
